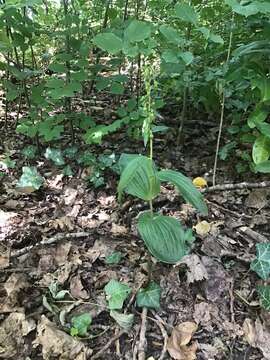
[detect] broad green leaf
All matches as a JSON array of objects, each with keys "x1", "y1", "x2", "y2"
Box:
[
  {"x1": 175, "y1": 3, "x2": 198, "y2": 24},
  {"x1": 157, "y1": 170, "x2": 208, "y2": 215},
  {"x1": 136, "y1": 281, "x2": 161, "y2": 309},
  {"x1": 16, "y1": 166, "x2": 44, "y2": 192},
  {"x1": 162, "y1": 50, "x2": 179, "y2": 64},
  {"x1": 22, "y1": 145, "x2": 37, "y2": 160},
  {"x1": 252, "y1": 135, "x2": 270, "y2": 164},
  {"x1": 39, "y1": 122, "x2": 64, "y2": 142},
  {"x1": 118, "y1": 156, "x2": 160, "y2": 202},
  {"x1": 248, "y1": 108, "x2": 268, "y2": 128},
  {"x1": 104, "y1": 279, "x2": 131, "y2": 310},
  {"x1": 110, "y1": 310, "x2": 134, "y2": 330},
  {"x1": 250, "y1": 243, "x2": 270, "y2": 280},
  {"x1": 179, "y1": 51, "x2": 194, "y2": 65},
  {"x1": 257, "y1": 123, "x2": 270, "y2": 138},
  {"x1": 118, "y1": 153, "x2": 140, "y2": 173},
  {"x1": 48, "y1": 63, "x2": 67, "y2": 73},
  {"x1": 257, "y1": 285, "x2": 270, "y2": 310},
  {"x1": 71, "y1": 313, "x2": 92, "y2": 337},
  {"x1": 105, "y1": 251, "x2": 123, "y2": 264},
  {"x1": 252, "y1": 77, "x2": 270, "y2": 102},
  {"x1": 124, "y1": 20, "x2": 151, "y2": 42},
  {"x1": 255, "y1": 161, "x2": 270, "y2": 173},
  {"x1": 93, "y1": 33, "x2": 122, "y2": 54},
  {"x1": 159, "y1": 25, "x2": 184, "y2": 45},
  {"x1": 45, "y1": 148, "x2": 65, "y2": 166},
  {"x1": 138, "y1": 211, "x2": 189, "y2": 263},
  {"x1": 225, "y1": 0, "x2": 270, "y2": 16},
  {"x1": 110, "y1": 82, "x2": 124, "y2": 95}
]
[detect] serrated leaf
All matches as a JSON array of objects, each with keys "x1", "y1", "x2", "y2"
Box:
[
  {"x1": 251, "y1": 243, "x2": 270, "y2": 280},
  {"x1": 118, "y1": 155, "x2": 160, "y2": 202},
  {"x1": 158, "y1": 170, "x2": 208, "y2": 215},
  {"x1": 16, "y1": 166, "x2": 44, "y2": 192},
  {"x1": 257, "y1": 285, "x2": 270, "y2": 310},
  {"x1": 105, "y1": 251, "x2": 123, "y2": 265},
  {"x1": 110, "y1": 310, "x2": 134, "y2": 330},
  {"x1": 104, "y1": 279, "x2": 131, "y2": 310},
  {"x1": 45, "y1": 148, "x2": 65, "y2": 166},
  {"x1": 125, "y1": 20, "x2": 151, "y2": 42},
  {"x1": 71, "y1": 313, "x2": 92, "y2": 337},
  {"x1": 175, "y1": 3, "x2": 198, "y2": 24},
  {"x1": 93, "y1": 33, "x2": 122, "y2": 54},
  {"x1": 136, "y1": 281, "x2": 161, "y2": 309},
  {"x1": 138, "y1": 211, "x2": 189, "y2": 263}
]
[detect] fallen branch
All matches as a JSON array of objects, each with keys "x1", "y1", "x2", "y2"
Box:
[
  {"x1": 138, "y1": 307, "x2": 148, "y2": 360},
  {"x1": 11, "y1": 231, "x2": 93, "y2": 258},
  {"x1": 203, "y1": 181, "x2": 270, "y2": 193}
]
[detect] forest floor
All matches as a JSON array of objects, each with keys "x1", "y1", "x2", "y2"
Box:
[{"x1": 1, "y1": 106, "x2": 270, "y2": 360}]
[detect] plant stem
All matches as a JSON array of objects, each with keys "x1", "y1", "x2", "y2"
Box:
[{"x1": 212, "y1": 14, "x2": 234, "y2": 186}]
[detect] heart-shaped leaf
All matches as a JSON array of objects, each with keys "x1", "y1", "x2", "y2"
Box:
[
  {"x1": 257, "y1": 285, "x2": 270, "y2": 310},
  {"x1": 136, "y1": 281, "x2": 161, "y2": 309},
  {"x1": 251, "y1": 243, "x2": 270, "y2": 280},
  {"x1": 71, "y1": 313, "x2": 92, "y2": 337},
  {"x1": 16, "y1": 166, "x2": 44, "y2": 192},
  {"x1": 104, "y1": 279, "x2": 131, "y2": 310}
]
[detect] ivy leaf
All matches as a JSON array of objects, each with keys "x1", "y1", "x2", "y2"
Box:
[
  {"x1": 110, "y1": 310, "x2": 134, "y2": 330},
  {"x1": 104, "y1": 279, "x2": 131, "y2": 310},
  {"x1": 105, "y1": 251, "x2": 123, "y2": 265},
  {"x1": 70, "y1": 313, "x2": 92, "y2": 337},
  {"x1": 136, "y1": 281, "x2": 161, "y2": 309},
  {"x1": 257, "y1": 285, "x2": 270, "y2": 310},
  {"x1": 45, "y1": 148, "x2": 65, "y2": 166},
  {"x1": 16, "y1": 166, "x2": 44, "y2": 192},
  {"x1": 251, "y1": 243, "x2": 270, "y2": 280}
]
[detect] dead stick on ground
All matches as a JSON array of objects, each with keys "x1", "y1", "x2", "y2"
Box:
[
  {"x1": 138, "y1": 307, "x2": 148, "y2": 360},
  {"x1": 150, "y1": 311, "x2": 168, "y2": 360},
  {"x1": 202, "y1": 181, "x2": 270, "y2": 193},
  {"x1": 11, "y1": 232, "x2": 93, "y2": 258},
  {"x1": 91, "y1": 329, "x2": 125, "y2": 360}
]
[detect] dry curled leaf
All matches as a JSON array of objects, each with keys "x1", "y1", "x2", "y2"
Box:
[
  {"x1": 178, "y1": 254, "x2": 208, "y2": 284},
  {"x1": 34, "y1": 315, "x2": 91, "y2": 360},
  {"x1": 167, "y1": 322, "x2": 198, "y2": 360},
  {"x1": 193, "y1": 221, "x2": 211, "y2": 237},
  {"x1": 243, "y1": 318, "x2": 270, "y2": 359}
]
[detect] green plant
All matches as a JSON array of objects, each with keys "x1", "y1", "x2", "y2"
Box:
[
  {"x1": 118, "y1": 64, "x2": 207, "y2": 265},
  {"x1": 251, "y1": 243, "x2": 270, "y2": 311}
]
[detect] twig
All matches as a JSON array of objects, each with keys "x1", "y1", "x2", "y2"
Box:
[
  {"x1": 207, "y1": 200, "x2": 252, "y2": 219},
  {"x1": 203, "y1": 181, "x2": 270, "y2": 193},
  {"x1": 149, "y1": 311, "x2": 168, "y2": 360},
  {"x1": 238, "y1": 226, "x2": 268, "y2": 244},
  {"x1": 138, "y1": 307, "x2": 148, "y2": 360},
  {"x1": 91, "y1": 329, "x2": 125, "y2": 360},
  {"x1": 11, "y1": 231, "x2": 93, "y2": 258}
]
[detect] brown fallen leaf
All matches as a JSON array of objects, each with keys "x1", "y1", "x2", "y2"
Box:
[
  {"x1": 0, "y1": 244, "x2": 10, "y2": 269},
  {"x1": 55, "y1": 242, "x2": 72, "y2": 266},
  {"x1": 0, "y1": 312, "x2": 36, "y2": 359},
  {"x1": 34, "y1": 315, "x2": 91, "y2": 360},
  {"x1": 63, "y1": 187, "x2": 78, "y2": 206},
  {"x1": 167, "y1": 322, "x2": 198, "y2": 360},
  {"x1": 177, "y1": 254, "x2": 208, "y2": 284},
  {"x1": 111, "y1": 223, "x2": 128, "y2": 235},
  {"x1": 70, "y1": 274, "x2": 89, "y2": 300},
  {"x1": 243, "y1": 318, "x2": 270, "y2": 359},
  {"x1": 49, "y1": 216, "x2": 74, "y2": 231}
]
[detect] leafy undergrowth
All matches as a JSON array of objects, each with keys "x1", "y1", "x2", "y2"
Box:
[{"x1": 1, "y1": 127, "x2": 270, "y2": 360}]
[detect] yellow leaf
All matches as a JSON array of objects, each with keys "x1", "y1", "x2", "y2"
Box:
[
  {"x1": 192, "y1": 177, "x2": 207, "y2": 189},
  {"x1": 194, "y1": 221, "x2": 211, "y2": 237}
]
